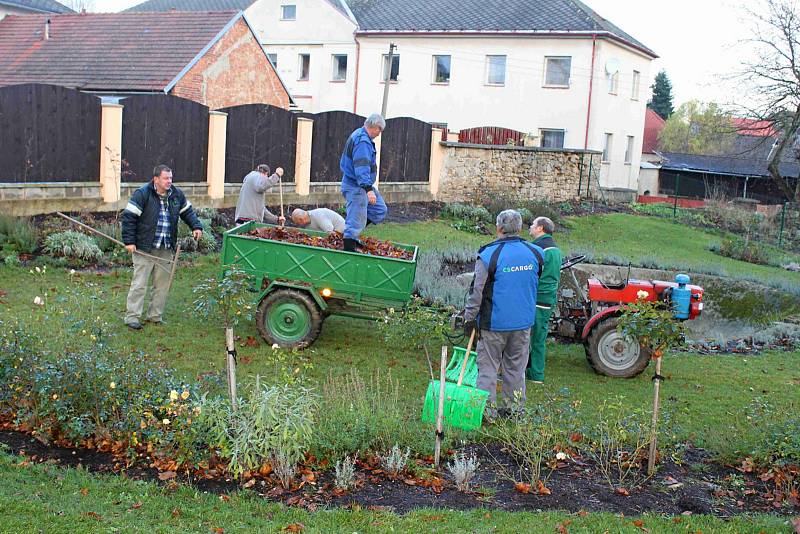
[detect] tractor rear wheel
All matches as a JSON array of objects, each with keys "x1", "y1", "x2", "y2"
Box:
[
  {"x1": 586, "y1": 316, "x2": 651, "y2": 378},
  {"x1": 256, "y1": 289, "x2": 323, "y2": 349}
]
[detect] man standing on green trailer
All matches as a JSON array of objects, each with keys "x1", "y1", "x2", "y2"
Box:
[
  {"x1": 526, "y1": 217, "x2": 562, "y2": 383},
  {"x1": 339, "y1": 113, "x2": 388, "y2": 252}
]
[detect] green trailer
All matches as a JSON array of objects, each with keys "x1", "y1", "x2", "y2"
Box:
[{"x1": 221, "y1": 222, "x2": 418, "y2": 348}]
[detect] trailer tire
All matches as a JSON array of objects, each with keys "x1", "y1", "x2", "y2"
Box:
[
  {"x1": 586, "y1": 316, "x2": 651, "y2": 378},
  {"x1": 256, "y1": 289, "x2": 323, "y2": 349}
]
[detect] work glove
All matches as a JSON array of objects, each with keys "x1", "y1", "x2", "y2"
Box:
[{"x1": 463, "y1": 320, "x2": 479, "y2": 340}]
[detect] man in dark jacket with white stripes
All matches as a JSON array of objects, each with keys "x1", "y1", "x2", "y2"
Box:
[{"x1": 121, "y1": 164, "x2": 203, "y2": 330}]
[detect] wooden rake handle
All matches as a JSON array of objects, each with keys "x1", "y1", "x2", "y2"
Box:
[{"x1": 457, "y1": 328, "x2": 476, "y2": 387}]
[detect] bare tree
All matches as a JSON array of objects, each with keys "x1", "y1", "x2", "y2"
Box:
[{"x1": 738, "y1": 0, "x2": 800, "y2": 202}]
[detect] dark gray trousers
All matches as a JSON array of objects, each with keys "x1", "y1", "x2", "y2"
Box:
[{"x1": 476, "y1": 328, "x2": 530, "y2": 414}]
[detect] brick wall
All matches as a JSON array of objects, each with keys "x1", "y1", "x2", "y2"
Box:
[
  {"x1": 437, "y1": 143, "x2": 601, "y2": 203},
  {"x1": 171, "y1": 18, "x2": 289, "y2": 110}
]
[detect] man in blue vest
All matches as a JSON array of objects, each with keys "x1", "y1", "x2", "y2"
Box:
[
  {"x1": 463, "y1": 209, "x2": 544, "y2": 418},
  {"x1": 339, "y1": 113, "x2": 388, "y2": 252}
]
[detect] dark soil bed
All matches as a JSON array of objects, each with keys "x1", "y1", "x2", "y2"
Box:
[{"x1": 2, "y1": 430, "x2": 795, "y2": 517}]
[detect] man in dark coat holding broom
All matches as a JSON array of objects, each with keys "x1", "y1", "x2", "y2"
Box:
[{"x1": 462, "y1": 209, "x2": 544, "y2": 419}]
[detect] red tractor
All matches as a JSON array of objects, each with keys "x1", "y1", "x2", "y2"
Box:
[{"x1": 553, "y1": 256, "x2": 705, "y2": 378}]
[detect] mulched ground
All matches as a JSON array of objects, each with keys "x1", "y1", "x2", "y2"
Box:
[{"x1": 2, "y1": 430, "x2": 795, "y2": 517}]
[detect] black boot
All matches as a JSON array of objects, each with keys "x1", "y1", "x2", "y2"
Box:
[
  {"x1": 343, "y1": 238, "x2": 359, "y2": 252},
  {"x1": 366, "y1": 219, "x2": 374, "y2": 227}
]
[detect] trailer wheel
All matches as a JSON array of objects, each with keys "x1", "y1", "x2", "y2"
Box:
[
  {"x1": 256, "y1": 289, "x2": 323, "y2": 349},
  {"x1": 586, "y1": 317, "x2": 651, "y2": 378}
]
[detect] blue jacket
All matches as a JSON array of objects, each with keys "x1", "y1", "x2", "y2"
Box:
[
  {"x1": 475, "y1": 237, "x2": 544, "y2": 332},
  {"x1": 340, "y1": 127, "x2": 377, "y2": 191}
]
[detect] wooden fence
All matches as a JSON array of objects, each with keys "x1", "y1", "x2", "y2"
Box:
[
  {"x1": 0, "y1": 84, "x2": 101, "y2": 183},
  {"x1": 308, "y1": 110, "x2": 365, "y2": 182},
  {"x1": 219, "y1": 104, "x2": 297, "y2": 183},
  {"x1": 380, "y1": 117, "x2": 431, "y2": 182},
  {"x1": 458, "y1": 126, "x2": 525, "y2": 146},
  {"x1": 121, "y1": 95, "x2": 208, "y2": 183}
]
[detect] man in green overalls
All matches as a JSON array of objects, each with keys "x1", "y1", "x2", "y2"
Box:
[{"x1": 526, "y1": 217, "x2": 562, "y2": 383}]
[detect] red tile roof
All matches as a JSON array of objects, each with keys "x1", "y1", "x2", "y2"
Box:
[
  {"x1": 0, "y1": 11, "x2": 240, "y2": 91},
  {"x1": 642, "y1": 107, "x2": 665, "y2": 154},
  {"x1": 731, "y1": 117, "x2": 776, "y2": 137}
]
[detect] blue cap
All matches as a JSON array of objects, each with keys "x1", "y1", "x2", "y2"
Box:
[{"x1": 675, "y1": 273, "x2": 690, "y2": 285}]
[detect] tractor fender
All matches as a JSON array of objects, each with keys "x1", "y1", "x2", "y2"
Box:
[
  {"x1": 258, "y1": 280, "x2": 328, "y2": 312},
  {"x1": 581, "y1": 305, "x2": 623, "y2": 340}
]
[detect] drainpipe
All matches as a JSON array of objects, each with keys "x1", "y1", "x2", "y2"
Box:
[
  {"x1": 583, "y1": 34, "x2": 597, "y2": 150},
  {"x1": 353, "y1": 36, "x2": 361, "y2": 113}
]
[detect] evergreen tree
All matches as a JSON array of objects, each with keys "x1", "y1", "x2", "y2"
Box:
[{"x1": 648, "y1": 70, "x2": 674, "y2": 120}]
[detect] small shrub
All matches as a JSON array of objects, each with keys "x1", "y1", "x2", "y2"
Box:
[
  {"x1": 583, "y1": 400, "x2": 653, "y2": 489},
  {"x1": 334, "y1": 455, "x2": 357, "y2": 490},
  {"x1": 483, "y1": 389, "x2": 578, "y2": 488},
  {"x1": 378, "y1": 297, "x2": 452, "y2": 351},
  {"x1": 95, "y1": 222, "x2": 121, "y2": 253},
  {"x1": 195, "y1": 207, "x2": 230, "y2": 228},
  {"x1": 712, "y1": 237, "x2": 769, "y2": 265},
  {"x1": 414, "y1": 247, "x2": 475, "y2": 306},
  {"x1": 312, "y1": 369, "x2": 439, "y2": 461},
  {"x1": 0, "y1": 215, "x2": 39, "y2": 254},
  {"x1": 202, "y1": 379, "x2": 317, "y2": 481},
  {"x1": 447, "y1": 451, "x2": 480, "y2": 492},
  {"x1": 380, "y1": 444, "x2": 410, "y2": 477},
  {"x1": 178, "y1": 218, "x2": 216, "y2": 253},
  {"x1": 44, "y1": 231, "x2": 103, "y2": 262},
  {"x1": 3, "y1": 254, "x2": 20, "y2": 266}
]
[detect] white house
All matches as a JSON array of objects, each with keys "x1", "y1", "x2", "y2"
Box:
[
  {"x1": 0, "y1": 0, "x2": 72, "y2": 19},
  {"x1": 128, "y1": 0, "x2": 656, "y2": 191}
]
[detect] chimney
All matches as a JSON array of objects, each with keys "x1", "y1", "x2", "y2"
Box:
[{"x1": 44, "y1": 18, "x2": 50, "y2": 40}]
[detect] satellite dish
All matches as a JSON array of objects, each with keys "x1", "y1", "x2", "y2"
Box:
[{"x1": 605, "y1": 58, "x2": 620, "y2": 75}]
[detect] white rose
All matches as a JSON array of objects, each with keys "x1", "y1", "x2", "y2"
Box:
[
  {"x1": 556, "y1": 452, "x2": 568, "y2": 461},
  {"x1": 636, "y1": 290, "x2": 649, "y2": 299},
  {"x1": 272, "y1": 343, "x2": 280, "y2": 350},
  {"x1": 33, "y1": 296, "x2": 44, "y2": 306}
]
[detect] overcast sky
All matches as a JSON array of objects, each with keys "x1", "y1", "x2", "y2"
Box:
[{"x1": 93, "y1": 0, "x2": 756, "y2": 109}]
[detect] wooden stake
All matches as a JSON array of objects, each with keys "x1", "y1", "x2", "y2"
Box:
[
  {"x1": 435, "y1": 345, "x2": 447, "y2": 469},
  {"x1": 647, "y1": 355, "x2": 663, "y2": 475},
  {"x1": 225, "y1": 327, "x2": 238, "y2": 411},
  {"x1": 278, "y1": 176, "x2": 285, "y2": 227}
]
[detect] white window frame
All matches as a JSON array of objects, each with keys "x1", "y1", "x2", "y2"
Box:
[
  {"x1": 543, "y1": 56, "x2": 571, "y2": 88},
  {"x1": 331, "y1": 54, "x2": 347, "y2": 81},
  {"x1": 539, "y1": 129, "x2": 565, "y2": 148},
  {"x1": 625, "y1": 135, "x2": 635, "y2": 164},
  {"x1": 631, "y1": 70, "x2": 640, "y2": 100},
  {"x1": 485, "y1": 55, "x2": 506, "y2": 86},
  {"x1": 298, "y1": 53, "x2": 310, "y2": 81},
  {"x1": 280, "y1": 4, "x2": 296, "y2": 20},
  {"x1": 607, "y1": 71, "x2": 619, "y2": 94},
  {"x1": 381, "y1": 54, "x2": 400, "y2": 82},
  {"x1": 432, "y1": 55, "x2": 451, "y2": 84},
  {"x1": 603, "y1": 133, "x2": 613, "y2": 162}
]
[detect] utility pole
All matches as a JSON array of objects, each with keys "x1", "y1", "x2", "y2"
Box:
[{"x1": 381, "y1": 42, "x2": 396, "y2": 117}]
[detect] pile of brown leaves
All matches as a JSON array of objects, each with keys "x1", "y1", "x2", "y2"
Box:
[{"x1": 243, "y1": 226, "x2": 413, "y2": 260}]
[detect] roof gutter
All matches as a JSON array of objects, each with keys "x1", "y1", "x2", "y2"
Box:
[
  {"x1": 354, "y1": 29, "x2": 657, "y2": 59},
  {"x1": 353, "y1": 36, "x2": 361, "y2": 113}
]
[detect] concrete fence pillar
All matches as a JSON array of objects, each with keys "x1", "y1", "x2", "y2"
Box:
[
  {"x1": 373, "y1": 134, "x2": 382, "y2": 185},
  {"x1": 99, "y1": 102, "x2": 123, "y2": 204},
  {"x1": 206, "y1": 111, "x2": 227, "y2": 200},
  {"x1": 294, "y1": 117, "x2": 313, "y2": 196},
  {"x1": 429, "y1": 128, "x2": 446, "y2": 198}
]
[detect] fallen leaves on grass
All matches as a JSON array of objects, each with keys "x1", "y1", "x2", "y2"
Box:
[
  {"x1": 282, "y1": 524, "x2": 304, "y2": 532},
  {"x1": 84, "y1": 512, "x2": 102, "y2": 521},
  {"x1": 79, "y1": 487, "x2": 89, "y2": 496},
  {"x1": 791, "y1": 517, "x2": 800, "y2": 534},
  {"x1": 157, "y1": 470, "x2": 176, "y2": 481},
  {"x1": 537, "y1": 480, "x2": 552, "y2": 495},
  {"x1": 555, "y1": 519, "x2": 572, "y2": 533},
  {"x1": 130, "y1": 501, "x2": 143, "y2": 510},
  {"x1": 242, "y1": 336, "x2": 259, "y2": 348}
]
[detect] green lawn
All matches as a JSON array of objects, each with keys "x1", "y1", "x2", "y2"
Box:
[{"x1": 0, "y1": 213, "x2": 798, "y2": 530}]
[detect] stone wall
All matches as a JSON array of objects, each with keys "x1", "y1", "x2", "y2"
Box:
[
  {"x1": 1, "y1": 181, "x2": 433, "y2": 216},
  {"x1": 437, "y1": 143, "x2": 601, "y2": 203}
]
